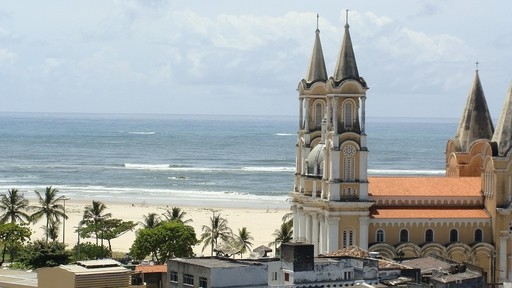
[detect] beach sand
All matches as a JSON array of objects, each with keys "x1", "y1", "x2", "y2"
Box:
[{"x1": 28, "y1": 199, "x2": 290, "y2": 258}]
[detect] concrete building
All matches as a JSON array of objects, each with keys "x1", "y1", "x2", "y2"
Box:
[
  {"x1": 168, "y1": 257, "x2": 269, "y2": 288},
  {"x1": 291, "y1": 11, "x2": 512, "y2": 284}
]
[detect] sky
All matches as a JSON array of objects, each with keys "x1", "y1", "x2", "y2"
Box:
[{"x1": 0, "y1": 1, "x2": 511, "y2": 118}]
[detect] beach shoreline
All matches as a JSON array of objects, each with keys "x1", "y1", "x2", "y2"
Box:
[{"x1": 27, "y1": 198, "x2": 290, "y2": 258}]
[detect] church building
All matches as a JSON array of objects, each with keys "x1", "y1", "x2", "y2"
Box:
[{"x1": 290, "y1": 12, "x2": 512, "y2": 283}]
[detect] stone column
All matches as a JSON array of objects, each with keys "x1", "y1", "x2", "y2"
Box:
[
  {"x1": 333, "y1": 97, "x2": 338, "y2": 133},
  {"x1": 359, "y1": 216, "x2": 370, "y2": 250},
  {"x1": 361, "y1": 96, "x2": 366, "y2": 133},
  {"x1": 299, "y1": 208, "x2": 306, "y2": 242},
  {"x1": 292, "y1": 205, "x2": 299, "y2": 240},
  {"x1": 312, "y1": 213, "x2": 319, "y2": 256},
  {"x1": 500, "y1": 235, "x2": 508, "y2": 281},
  {"x1": 304, "y1": 98, "x2": 310, "y2": 131},
  {"x1": 305, "y1": 212, "x2": 311, "y2": 243},
  {"x1": 327, "y1": 217, "x2": 340, "y2": 252},
  {"x1": 319, "y1": 214, "x2": 325, "y2": 254},
  {"x1": 299, "y1": 98, "x2": 304, "y2": 130}
]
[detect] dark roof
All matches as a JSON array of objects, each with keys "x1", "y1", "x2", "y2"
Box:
[
  {"x1": 304, "y1": 28, "x2": 328, "y2": 86},
  {"x1": 332, "y1": 22, "x2": 359, "y2": 84},
  {"x1": 492, "y1": 81, "x2": 512, "y2": 156},
  {"x1": 452, "y1": 70, "x2": 494, "y2": 152}
]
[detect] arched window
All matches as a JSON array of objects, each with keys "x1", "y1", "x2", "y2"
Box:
[
  {"x1": 399, "y1": 229, "x2": 409, "y2": 243},
  {"x1": 449, "y1": 229, "x2": 458, "y2": 242},
  {"x1": 425, "y1": 229, "x2": 434, "y2": 242},
  {"x1": 474, "y1": 229, "x2": 483, "y2": 242},
  {"x1": 376, "y1": 229, "x2": 385, "y2": 243},
  {"x1": 343, "y1": 144, "x2": 356, "y2": 182},
  {"x1": 344, "y1": 101, "x2": 353, "y2": 129},
  {"x1": 315, "y1": 102, "x2": 323, "y2": 128}
]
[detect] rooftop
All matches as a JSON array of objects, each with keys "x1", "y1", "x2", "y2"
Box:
[
  {"x1": 371, "y1": 207, "x2": 490, "y2": 219},
  {"x1": 368, "y1": 177, "x2": 482, "y2": 197},
  {"x1": 171, "y1": 257, "x2": 262, "y2": 268}
]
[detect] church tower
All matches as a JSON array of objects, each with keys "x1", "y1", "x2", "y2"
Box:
[
  {"x1": 446, "y1": 68, "x2": 494, "y2": 176},
  {"x1": 292, "y1": 12, "x2": 373, "y2": 256}
]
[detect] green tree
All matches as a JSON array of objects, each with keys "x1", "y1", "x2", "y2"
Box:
[
  {"x1": 200, "y1": 213, "x2": 232, "y2": 256},
  {"x1": 80, "y1": 200, "x2": 111, "y2": 245},
  {"x1": 140, "y1": 212, "x2": 161, "y2": 229},
  {"x1": 235, "y1": 227, "x2": 253, "y2": 258},
  {"x1": 0, "y1": 223, "x2": 31, "y2": 266},
  {"x1": 99, "y1": 218, "x2": 137, "y2": 251},
  {"x1": 71, "y1": 242, "x2": 111, "y2": 261},
  {"x1": 31, "y1": 186, "x2": 68, "y2": 243},
  {"x1": 130, "y1": 221, "x2": 197, "y2": 264},
  {"x1": 0, "y1": 189, "x2": 31, "y2": 224},
  {"x1": 269, "y1": 221, "x2": 293, "y2": 253},
  {"x1": 42, "y1": 221, "x2": 60, "y2": 242},
  {"x1": 162, "y1": 207, "x2": 192, "y2": 224},
  {"x1": 18, "y1": 240, "x2": 71, "y2": 269}
]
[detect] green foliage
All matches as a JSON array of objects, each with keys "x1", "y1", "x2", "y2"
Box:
[
  {"x1": 269, "y1": 221, "x2": 293, "y2": 251},
  {"x1": 140, "y1": 212, "x2": 161, "y2": 229},
  {"x1": 31, "y1": 186, "x2": 68, "y2": 243},
  {"x1": 80, "y1": 200, "x2": 111, "y2": 245},
  {"x1": 0, "y1": 223, "x2": 31, "y2": 265},
  {"x1": 200, "y1": 213, "x2": 232, "y2": 256},
  {"x1": 130, "y1": 221, "x2": 197, "y2": 264},
  {"x1": 0, "y1": 188, "x2": 31, "y2": 224},
  {"x1": 18, "y1": 240, "x2": 71, "y2": 269},
  {"x1": 100, "y1": 218, "x2": 137, "y2": 251},
  {"x1": 162, "y1": 207, "x2": 192, "y2": 224},
  {"x1": 71, "y1": 242, "x2": 111, "y2": 261}
]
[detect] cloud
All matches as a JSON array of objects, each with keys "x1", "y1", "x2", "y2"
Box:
[{"x1": 0, "y1": 48, "x2": 16, "y2": 64}]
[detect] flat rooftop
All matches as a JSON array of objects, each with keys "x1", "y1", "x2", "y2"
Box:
[{"x1": 171, "y1": 257, "x2": 262, "y2": 268}]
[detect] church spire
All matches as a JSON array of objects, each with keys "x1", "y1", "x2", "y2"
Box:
[
  {"x1": 452, "y1": 69, "x2": 494, "y2": 152},
  {"x1": 332, "y1": 10, "x2": 360, "y2": 84},
  {"x1": 492, "y1": 82, "x2": 512, "y2": 156},
  {"x1": 304, "y1": 14, "x2": 328, "y2": 85}
]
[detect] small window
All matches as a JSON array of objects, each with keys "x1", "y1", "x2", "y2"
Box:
[
  {"x1": 284, "y1": 273, "x2": 290, "y2": 282},
  {"x1": 376, "y1": 229, "x2": 384, "y2": 242},
  {"x1": 342, "y1": 230, "x2": 354, "y2": 248},
  {"x1": 344, "y1": 101, "x2": 353, "y2": 129},
  {"x1": 184, "y1": 274, "x2": 194, "y2": 286},
  {"x1": 450, "y1": 229, "x2": 458, "y2": 242},
  {"x1": 315, "y1": 102, "x2": 323, "y2": 128},
  {"x1": 344, "y1": 271, "x2": 352, "y2": 280},
  {"x1": 271, "y1": 272, "x2": 278, "y2": 281},
  {"x1": 474, "y1": 229, "x2": 483, "y2": 242},
  {"x1": 199, "y1": 277, "x2": 207, "y2": 288},
  {"x1": 425, "y1": 229, "x2": 434, "y2": 242},
  {"x1": 170, "y1": 271, "x2": 178, "y2": 283},
  {"x1": 400, "y1": 229, "x2": 409, "y2": 242}
]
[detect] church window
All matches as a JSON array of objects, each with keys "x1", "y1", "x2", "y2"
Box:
[
  {"x1": 376, "y1": 229, "x2": 384, "y2": 242},
  {"x1": 343, "y1": 145, "x2": 356, "y2": 182},
  {"x1": 342, "y1": 230, "x2": 354, "y2": 248},
  {"x1": 425, "y1": 229, "x2": 434, "y2": 242},
  {"x1": 474, "y1": 229, "x2": 483, "y2": 242},
  {"x1": 344, "y1": 101, "x2": 353, "y2": 129},
  {"x1": 314, "y1": 102, "x2": 323, "y2": 128},
  {"x1": 449, "y1": 229, "x2": 458, "y2": 242},
  {"x1": 399, "y1": 229, "x2": 409, "y2": 242}
]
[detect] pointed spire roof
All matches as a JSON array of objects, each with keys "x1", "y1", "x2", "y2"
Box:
[
  {"x1": 304, "y1": 14, "x2": 328, "y2": 85},
  {"x1": 492, "y1": 81, "x2": 512, "y2": 156},
  {"x1": 453, "y1": 69, "x2": 494, "y2": 152},
  {"x1": 333, "y1": 10, "x2": 359, "y2": 83}
]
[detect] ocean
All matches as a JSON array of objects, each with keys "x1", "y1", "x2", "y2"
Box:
[{"x1": 0, "y1": 113, "x2": 457, "y2": 209}]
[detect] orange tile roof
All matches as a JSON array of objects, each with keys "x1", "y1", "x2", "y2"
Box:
[
  {"x1": 371, "y1": 208, "x2": 489, "y2": 219},
  {"x1": 368, "y1": 177, "x2": 482, "y2": 197},
  {"x1": 135, "y1": 264, "x2": 167, "y2": 273}
]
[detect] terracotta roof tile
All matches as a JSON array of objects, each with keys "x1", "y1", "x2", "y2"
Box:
[
  {"x1": 371, "y1": 208, "x2": 489, "y2": 219},
  {"x1": 135, "y1": 265, "x2": 167, "y2": 273},
  {"x1": 368, "y1": 177, "x2": 481, "y2": 197}
]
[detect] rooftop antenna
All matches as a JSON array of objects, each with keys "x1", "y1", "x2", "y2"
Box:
[
  {"x1": 316, "y1": 14, "x2": 319, "y2": 31},
  {"x1": 345, "y1": 9, "x2": 349, "y2": 28}
]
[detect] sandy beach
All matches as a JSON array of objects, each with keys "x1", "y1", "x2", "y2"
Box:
[{"x1": 27, "y1": 199, "x2": 290, "y2": 258}]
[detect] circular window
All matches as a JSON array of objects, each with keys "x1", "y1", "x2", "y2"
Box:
[{"x1": 344, "y1": 145, "x2": 356, "y2": 157}]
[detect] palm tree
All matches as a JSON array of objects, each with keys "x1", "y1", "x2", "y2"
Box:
[
  {"x1": 80, "y1": 200, "x2": 112, "y2": 245},
  {"x1": 236, "y1": 227, "x2": 253, "y2": 258},
  {"x1": 0, "y1": 188, "x2": 31, "y2": 224},
  {"x1": 43, "y1": 221, "x2": 60, "y2": 242},
  {"x1": 200, "y1": 213, "x2": 232, "y2": 256},
  {"x1": 140, "y1": 212, "x2": 161, "y2": 229},
  {"x1": 269, "y1": 221, "x2": 293, "y2": 253},
  {"x1": 162, "y1": 207, "x2": 192, "y2": 224},
  {"x1": 31, "y1": 186, "x2": 68, "y2": 243}
]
